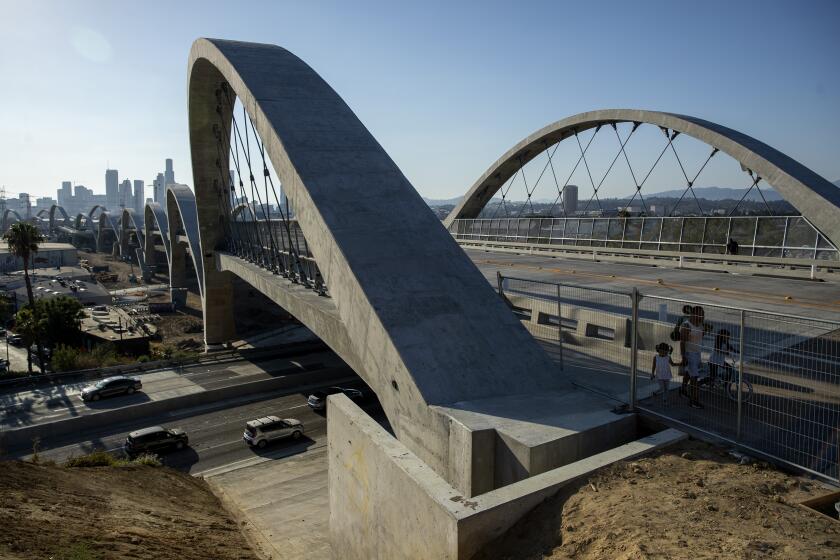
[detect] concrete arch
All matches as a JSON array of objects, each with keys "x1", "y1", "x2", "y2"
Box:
[
  {"x1": 188, "y1": 38, "x2": 564, "y2": 477},
  {"x1": 120, "y1": 208, "x2": 145, "y2": 246},
  {"x1": 95, "y1": 210, "x2": 119, "y2": 253},
  {"x1": 88, "y1": 205, "x2": 106, "y2": 223},
  {"x1": 74, "y1": 213, "x2": 90, "y2": 230},
  {"x1": 166, "y1": 184, "x2": 204, "y2": 297},
  {"x1": 36, "y1": 209, "x2": 48, "y2": 219},
  {"x1": 444, "y1": 109, "x2": 840, "y2": 248},
  {"x1": 143, "y1": 201, "x2": 171, "y2": 272},
  {"x1": 49, "y1": 205, "x2": 70, "y2": 231},
  {"x1": 120, "y1": 208, "x2": 145, "y2": 257},
  {"x1": 1, "y1": 209, "x2": 23, "y2": 232},
  {"x1": 231, "y1": 202, "x2": 258, "y2": 221}
]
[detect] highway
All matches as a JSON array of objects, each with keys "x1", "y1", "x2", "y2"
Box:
[
  {"x1": 0, "y1": 347, "x2": 344, "y2": 429},
  {"x1": 7, "y1": 373, "x2": 376, "y2": 476}
]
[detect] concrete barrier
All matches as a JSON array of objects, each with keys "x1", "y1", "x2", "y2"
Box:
[
  {"x1": 457, "y1": 239, "x2": 839, "y2": 280},
  {"x1": 328, "y1": 394, "x2": 685, "y2": 559},
  {"x1": 1, "y1": 366, "x2": 352, "y2": 450}
]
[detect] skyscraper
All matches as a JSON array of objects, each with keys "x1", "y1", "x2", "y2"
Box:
[
  {"x1": 105, "y1": 169, "x2": 119, "y2": 209},
  {"x1": 563, "y1": 185, "x2": 578, "y2": 216},
  {"x1": 153, "y1": 173, "x2": 165, "y2": 203},
  {"x1": 133, "y1": 180, "x2": 144, "y2": 213},
  {"x1": 58, "y1": 181, "x2": 72, "y2": 207},
  {"x1": 119, "y1": 179, "x2": 132, "y2": 208},
  {"x1": 165, "y1": 158, "x2": 175, "y2": 186}
]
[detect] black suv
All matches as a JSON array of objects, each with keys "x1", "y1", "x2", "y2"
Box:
[
  {"x1": 80, "y1": 376, "x2": 143, "y2": 402},
  {"x1": 124, "y1": 426, "x2": 188, "y2": 457}
]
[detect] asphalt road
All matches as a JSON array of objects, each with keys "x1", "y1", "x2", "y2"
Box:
[
  {"x1": 7, "y1": 374, "x2": 377, "y2": 476},
  {"x1": 0, "y1": 348, "x2": 343, "y2": 429},
  {"x1": 466, "y1": 248, "x2": 840, "y2": 321}
]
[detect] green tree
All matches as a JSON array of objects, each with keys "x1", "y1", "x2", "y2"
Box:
[
  {"x1": 0, "y1": 293, "x2": 13, "y2": 326},
  {"x1": 14, "y1": 306, "x2": 43, "y2": 373},
  {"x1": 14, "y1": 296, "x2": 85, "y2": 372},
  {"x1": 38, "y1": 296, "x2": 85, "y2": 349},
  {"x1": 4, "y1": 222, "x2": 46, "y2": 373}
]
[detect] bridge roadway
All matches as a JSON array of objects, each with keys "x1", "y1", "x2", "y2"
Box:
[{"x1": 465, "y1": 248, "x2": 840, "y2": 321}]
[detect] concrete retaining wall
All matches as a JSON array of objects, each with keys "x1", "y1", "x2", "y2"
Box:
[
  {"x1": 1, "y1": 367, "x2": 351, "y2": 450},
  {"x1": 328, "y1": 394, "x2": 685, "y2": 560}
]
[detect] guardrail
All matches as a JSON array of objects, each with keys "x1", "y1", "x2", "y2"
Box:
[{"x1": 458, "y1": 238, "x2": 840, "y2": 280}]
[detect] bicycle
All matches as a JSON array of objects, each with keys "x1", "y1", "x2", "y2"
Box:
[{"x1": 699, "y1": 359, "x2": 752, "y2": 403}]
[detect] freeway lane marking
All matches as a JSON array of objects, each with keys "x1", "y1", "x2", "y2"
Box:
[
  {"x1": 194, "y1": 441, "x2": 328, "y2": 478},
  {"x1": 475, "y1": 258, "x2": 840, "y2": 313}
]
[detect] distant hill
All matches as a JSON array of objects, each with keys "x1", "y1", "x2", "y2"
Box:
[
  {"x1": 644, "y1": 186, "x2": 783, "y2": 201},
  {"x1": 423, "y1": 196, "x2": 462, "y2": 206}
]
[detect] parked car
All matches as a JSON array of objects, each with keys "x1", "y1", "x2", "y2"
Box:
[
  {"x1": 7, "y1": 334, "x2": 24, "y2": 346},
  {"x1": 80, "y1": 376, "x2": 143, "y2": 402},
  {"x1": 307, "y1": 386, "x2": 363, "y2": 411},
  {"x1": 242, "y1": 416, "x2": 305, "y2": 449},
  {"x1": 124, "y1": 426, "x2": 188, "y2": 457}
]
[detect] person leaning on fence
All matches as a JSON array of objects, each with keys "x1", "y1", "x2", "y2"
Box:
[
  {"x1": 651, "y1": 343, "x2": 678, "y2": 403},
  {"x1": 673, "y1": 304, "x2": 693, "y2": 398},
  {"x1": 680, "y1": 305, "x2": 706, "y2": 409},
  {"x1": 709, "y1": 328, "x2": 734, "y2": 384}
]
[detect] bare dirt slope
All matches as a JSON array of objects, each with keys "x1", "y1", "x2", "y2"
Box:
[
  {"x1": 0, "y1": 461, "x2": 259, "y2": 560},
  {"x1": 474, "y1": 439, "x2": 840, "y2": 560}
]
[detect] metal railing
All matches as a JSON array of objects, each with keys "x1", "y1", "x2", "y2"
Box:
[
  {"x1": 453, "y1": 215, "x2": 838, "y2": 260},
  {"x1": 498, "y1": 273, "x2": 840, "y2": 482},
  {"x1": 228, "y1": 220, "x2": 328, "y2": 295}
]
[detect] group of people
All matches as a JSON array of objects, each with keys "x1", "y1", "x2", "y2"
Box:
[{"x1": 651, "y1": 305, "x2": 736, "y2": 408}]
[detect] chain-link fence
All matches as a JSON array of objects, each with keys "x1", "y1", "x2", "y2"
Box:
[{"x1": 498, "y1": 273, "x2": 840, "y2": 482}]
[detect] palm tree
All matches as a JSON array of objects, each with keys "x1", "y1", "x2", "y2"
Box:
[{"x1": 4, "y1": 222, "x2": 46, "y2": 373}]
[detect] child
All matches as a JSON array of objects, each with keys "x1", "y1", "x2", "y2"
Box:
[
  {"x1": 651, "y1": 342, "x2": 678, "y2": 403},
  {"x1": 709, "y1": 329, "x2": 734, "y2": 383}
]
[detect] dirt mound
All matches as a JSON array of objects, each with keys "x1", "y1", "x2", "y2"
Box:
[
  {"x1": 474, "y1": 440, "x2": 840, "y2": 560},
  {"x1": 0, "y1": 460, "x2": 259, "y2": 560}
]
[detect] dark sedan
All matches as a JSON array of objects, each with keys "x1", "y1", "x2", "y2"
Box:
[
  {"x1": 80, "y1": 376, "x2": 143, "y2": 402},
  {"x1": 307, "y1": 386, "x2": 363, "y2": 411},
  {"x1": 124, "y1": 426, "x2": 188, "y2": 457}
]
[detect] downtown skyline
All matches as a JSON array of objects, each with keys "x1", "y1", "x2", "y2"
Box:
[{"x1": 1, "y1": 0, "x2": 838, "y2": 202}]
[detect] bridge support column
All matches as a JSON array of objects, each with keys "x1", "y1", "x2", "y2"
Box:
[
  {"x1": 203, "y1": 257, "x2": 236, "y2": 348},
  {"x1": 169, "y1": 240, "x2": 188, "y2": 288}
]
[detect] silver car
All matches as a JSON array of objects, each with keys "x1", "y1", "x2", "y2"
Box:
[{"x1": 243, "y1": 416, "x2": 304, "y2": 449}]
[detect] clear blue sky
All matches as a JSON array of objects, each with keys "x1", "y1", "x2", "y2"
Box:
[{"x1": 1, "y1": 0, "x2": 838, "y2": 202}]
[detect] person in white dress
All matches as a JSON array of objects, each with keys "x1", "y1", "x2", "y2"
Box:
[{"x1": 651, "y1": 342, "x2": 678, "y2": 403}]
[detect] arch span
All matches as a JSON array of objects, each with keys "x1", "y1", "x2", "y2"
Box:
[
  {"x1": 445, "y1": 109, "x2": 840, "y2": 248},
  {"x1": 166, "y1": 184, "x2": 204, "y2": 296},
  {"x1": 188, "y1": 38, "x2": 564, "y2": 477},
  {"x1": 49, "y1": 205, "x2": 70, "y2": 232},
  {"x1": 1, "y1": 209, "x2": 23, "y2": 232},
  {"x1": 120, "y1": 208, "x2": 145, "y2": 257},
  {"x1": 143, "y1": 201, "x2": 171, "y2": 272},
  {"x1": 231, "y1": 202, "x2": 258, "y2": 221},
  {"x1": 95, "y1": 210, "x2": 119, "y2": 253}
]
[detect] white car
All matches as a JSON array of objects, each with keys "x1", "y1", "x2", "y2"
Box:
[{"x1": 243, "y1": 416, "x2": 304, "y2": 448}]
